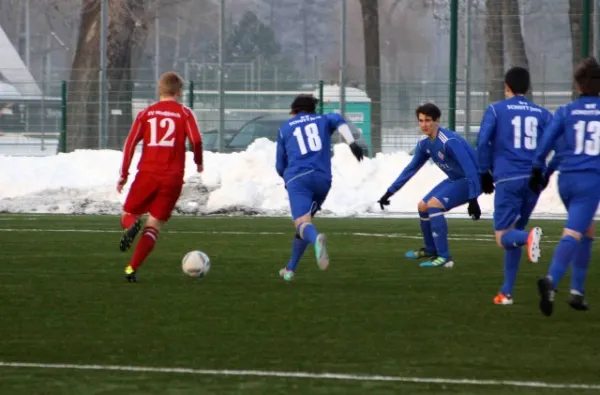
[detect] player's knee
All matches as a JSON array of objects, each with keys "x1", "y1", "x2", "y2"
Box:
[
  {"x1": 426, "y1": 198, "x2": 444, "y2": 210},
  {"x1": 146, "y1": 215, "x2": 165, "y2": 232},
  {"x1": 563, "y1": 228, "x2": 583, "y2": 241},
  {"x1": 417, "y1": 200, "x2": 428, "y2": 213},
  {"x1": 585, "y1": 222, "x2": 596, "y2": 239},
  {"x1": 494, "y1": 231, "x2": 505, "y2": 248}
]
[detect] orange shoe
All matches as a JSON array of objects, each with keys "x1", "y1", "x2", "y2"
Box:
[
  {"x1": 493, "y1": 292, "x2": 514, "y2": 305},
  {"x1": 527, "y1": 227, "x2": 543, "y2": 263}
]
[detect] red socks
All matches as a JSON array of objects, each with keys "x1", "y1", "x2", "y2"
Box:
[
  {"x1": 121, "y1": 213, "x2": 137, "y2": 230},
  {"x1": 129, "y1": 226, "x2": 159, "y2": 271}
]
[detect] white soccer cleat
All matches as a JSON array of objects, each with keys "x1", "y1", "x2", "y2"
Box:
[
  {"x1": 315, "y1": 234, "x2": 329, "y2": 271},
  {"x1": 527, "y1": 227, "x2": 543, "y2": 263}
]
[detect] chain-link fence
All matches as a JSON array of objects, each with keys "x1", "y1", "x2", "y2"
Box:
[{"x1": 0, "y1": 0, "x2": 596, "y2": 156}]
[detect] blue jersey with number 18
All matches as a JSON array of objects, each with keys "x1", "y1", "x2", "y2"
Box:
[{"x1": 276, "y1": 112, "x2": 346, "y2": 183}]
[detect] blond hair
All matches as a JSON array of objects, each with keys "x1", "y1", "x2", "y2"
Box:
[{"x1": 158, "y1": 71, "x2": 184, "y2": 97}]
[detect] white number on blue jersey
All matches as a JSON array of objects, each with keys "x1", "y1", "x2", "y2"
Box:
[
  {"x1": 574, "y1": 120, "x2": 600, "y2": 155},
  {"x1": 293, "y1": 123, "x2": 323, "y2": 155},
  {"x1": 511, "y1": 115, "x2": 537, "y2": 150}
]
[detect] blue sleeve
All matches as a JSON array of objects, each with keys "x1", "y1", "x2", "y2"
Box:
[
  {"x1": 546, "y1": 152, "x2": 561, "y2": 178},
  {"x1": 387, "y1": 142, "x2": 430, "y2": 194},
  {"x1": 446, "y1": 139, "x2": 481, "y2": 199},
  {"x1": 476, "y1": 105, "x2": 496, "y2": 174},
  {"x1": 534, "y1": 107, "x2": 565, "y2": 168},
  {"x1": 275, "y1": 129, "x2": 287, "y2": 178},
  {"x1": 326, "y1": 113, "x2": 346, "y2": 135}
]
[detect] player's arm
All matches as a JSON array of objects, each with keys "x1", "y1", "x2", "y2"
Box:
[
  {"x1": 446, "y1": 138, "x2": 481, "y2": 199},
  {"x1": 530, "y1": 107, "x2": 565, "y2": 192},
  {"x1": 476, "y1": 105, "x2": 496, "y2": 174},
  {"x1": 476, "y1": 105, "x2": 496, "y2": 193},
  {"x1": 184, "y1": 107, "x2": 203, "y2": 172},
  {"x1": 378, "y1": 142, "x2": 429, "y2": 209},
  {"x1": 327, "y1": 113, "x2": 364, "y2": 161},
  {"x1": 275, "y1": 129, "x2": 287, "y2": 178},
  {"x1": 117, "y1": 112, "x2": 145, "y2": 193}
]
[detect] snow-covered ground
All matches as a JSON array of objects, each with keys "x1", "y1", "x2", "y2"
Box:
[{"x1": 0, "y1": 138, "x2": 570, "y2": 218}]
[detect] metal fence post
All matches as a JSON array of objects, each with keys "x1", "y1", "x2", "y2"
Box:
[
  {"x1": 188, "y1": 80, "x2": 194, "y2": 108},
  {"x1": 448, "y1": 0, "x2": 458, "y2": 131},
  {"x1": 318, "y1": 80, "x2": 324, "y2": 114},
  {"x1": 60, "y1": 80, "x2": 67, "y2": 153}
]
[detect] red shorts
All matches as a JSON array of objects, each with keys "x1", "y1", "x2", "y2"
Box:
[{"x1": 123, "y1": 171, "x2": 183, "y2": 221}]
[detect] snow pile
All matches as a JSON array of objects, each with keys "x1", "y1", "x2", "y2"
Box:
[{"x1": 0, "y1": 138, "x2": 567, "y2": 217}]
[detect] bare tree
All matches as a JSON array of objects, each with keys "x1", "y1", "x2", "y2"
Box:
[
  {"x1": 503, "y1": 0, "x2": 530, "y2": 98},
  {"x1": 485, "y1": 0, "x2": 504, "y2": 102},
  {"x1": 358, "y1": 0, "x2": 381, "y2": 154},
  {"x1": 67, "y1": 0, "x2": 150, "y2": 151},
  {"x1": 569, "y1": 0, "x2": 593, "y2": 98}
]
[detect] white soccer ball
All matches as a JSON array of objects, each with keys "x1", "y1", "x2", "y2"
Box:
[{"x1": 182, "y1": 250, "x2": 211, "y2": 278}]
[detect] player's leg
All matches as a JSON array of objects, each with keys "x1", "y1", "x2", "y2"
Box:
[
  {"x1": 280, "y1": 176, "x2": 330, "y2": 280},
  {"x1": 537, "y1": 175, "x2": 598, "y2": 315},
  {"x1": 405, "y1": 182, "x2": 448, "y2": 260},
  {"x1": 492, "y1": 180, "x2": 542, "y2": 305},
  {"x1": 120, "y1": 172, "x2": 156, "y2": 252},
  {"x1": 569, "y1": 221, "x2": 594, "y2": 311},
  {"x1": 420, "y1": 179, "x2": 469, "y2": 268},
  {"x1": 124, "y1": 179, "x2": 182, "y2": 282}
]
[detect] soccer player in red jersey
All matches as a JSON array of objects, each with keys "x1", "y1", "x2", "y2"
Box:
[{"x1": 117, "y1": 71, "x2": 203, "y2": 282}]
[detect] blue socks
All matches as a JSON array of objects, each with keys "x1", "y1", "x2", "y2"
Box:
[
  {"x1": 428, "y1": 207, "x2": 450, "y2": 258},
  {"x1": 286, "y1": 235, "x2": 309, "y2": 272},
  {"x1": 571, "y1": 236, "x2": 593, "y2": 294},
  {"x1": 501, "y1": 247, "x2": 522, "y2": 295},
  {"x1": 419, "y1": 211, "x2": 436, "y2": 254},
  {"x1": 548, "y1": 235, "x2": 580, "y2": 288},
  {"x1": 500, "y1": 230, "x2": 528, "y2": 249},
  {"x1": 298, "y1": 223, "x2": 318, "y2": 244}
]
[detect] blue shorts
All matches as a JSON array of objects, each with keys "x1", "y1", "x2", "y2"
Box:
[
  {"x1": 558, "y1": 172, "x2": 600, "y2": 234},
  {"x1": 494, "y1": 177, "x2": 539, "y2": 231},
  {"x1": 422, "y1": 178, "x2": 470, "y2": 211},
  {"x1": 286, "y1": 171, "x2": 331, "y2": 220}
]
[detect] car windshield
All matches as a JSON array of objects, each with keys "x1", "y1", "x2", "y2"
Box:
[
  {"x1": 228, "y1": 118, "x2": 286, "y2": 148},
  {"x1": 202, "y1": 132, "x2": 218, "y2": 149}
]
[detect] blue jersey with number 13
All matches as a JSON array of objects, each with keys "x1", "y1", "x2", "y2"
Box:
[{"x1": 276, "y1": 112, "x2": 346, "y2": 183}]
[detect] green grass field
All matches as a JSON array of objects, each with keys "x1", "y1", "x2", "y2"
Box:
[{"x1": 1, "y1": 214, "x2": 599, "y2": 394}]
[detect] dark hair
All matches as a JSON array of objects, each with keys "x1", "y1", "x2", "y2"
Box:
[
  {"x1": 291, "y1": 94, "x2": 319, "y2": 113},
  {"x1": 574, "y1": 57, "x2": 600, "y2": 96},
  {"x1": 504, "y1": 67, "x2": 530, "y2": 95},
  {"x1": 415, "y1": 103, "x2": 441, "y2": 121}
]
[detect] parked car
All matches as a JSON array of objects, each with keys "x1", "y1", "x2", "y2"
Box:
[
  {"x1": 202, "y1": 129, "x2": 237, "y2": 152},
  {"x1": 226, "y1": 114, "x2": 370, "y2": 156}
]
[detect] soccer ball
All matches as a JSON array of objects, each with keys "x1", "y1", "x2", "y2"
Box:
[{"x1": 182, "y1": 250, "x2": 211, "y2": 278}]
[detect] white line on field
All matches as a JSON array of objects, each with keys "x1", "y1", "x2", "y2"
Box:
[
  {"x1": 0, "y1": 361, "x2": 598, "y2": 390},
  {"x1": 0, "y1": 228, "x2": 562, "y2": 243}
]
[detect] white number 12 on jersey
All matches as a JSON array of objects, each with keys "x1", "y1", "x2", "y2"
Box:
[
  {"x1": 148, "y1": 117, "x2": 176, "y2": 147},
  {"x1": 293, "y1": 123, "x2": 323, "y2": 155}
]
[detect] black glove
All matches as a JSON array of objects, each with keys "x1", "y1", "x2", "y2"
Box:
[
  {"x1": 378, "y1": 191, "x2": 393, "y2": 210},
  {"x1": 480, "y1": 172, "x2": 495, "y2": 194},
  {"x1": 468, "y1": 198, "x2": 481, "y2": 221},
  {"x1": 529, "y1": 167, "x2": 544, "y2": 194},
  {"x1": 349, "y1": 142, "x2": 364, "y2": 162}
]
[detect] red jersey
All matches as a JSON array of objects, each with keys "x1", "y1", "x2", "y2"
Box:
[{"x1": 120, "y1": 100, "x2": 203, "y2": 179}]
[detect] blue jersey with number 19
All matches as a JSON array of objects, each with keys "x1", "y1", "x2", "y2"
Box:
[
  {"x1": 477, "y1": 96, "x2": 553, "y2": 182},
  {"x1": 276, "y1": 112, "x2": 346, "y2": 183}
]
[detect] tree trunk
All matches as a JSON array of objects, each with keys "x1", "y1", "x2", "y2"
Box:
[
  {"x1": 67, "y1": 0, "x2": 150, "y2": 152},
  {"x1": 569, "y1": 0, "x2": 593, "y2": 98},
  {"x1": 485, "y1": 0, "x2": 505, "y2": 103},
  {"x1": 503, "y1": 0, "x2": 530, "y2": 98},
  {"x1": 359, "y1": 0, "x2": 382, "y2": 155}
]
